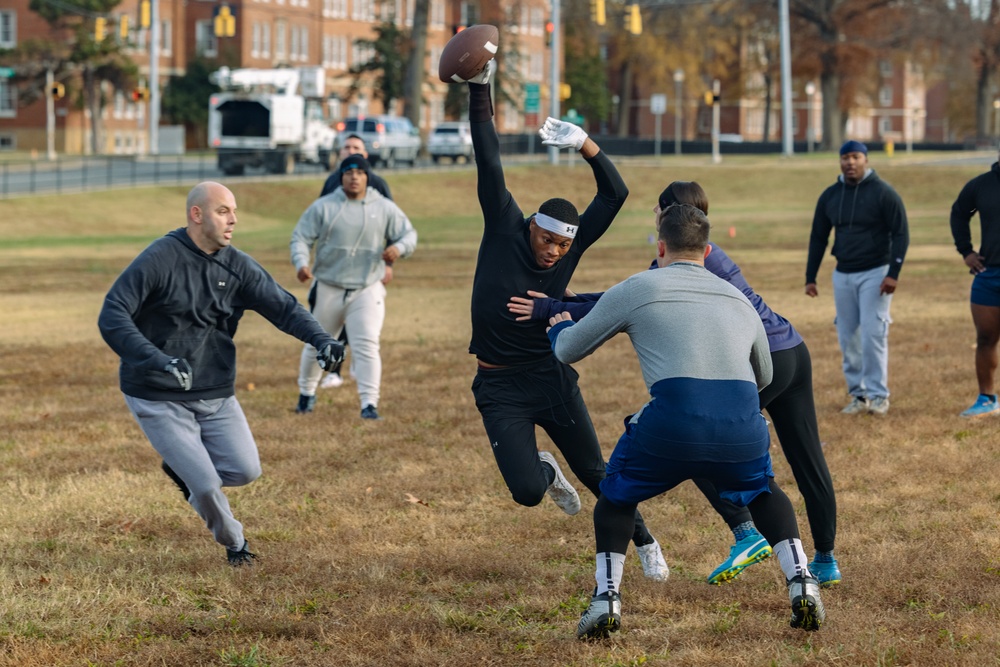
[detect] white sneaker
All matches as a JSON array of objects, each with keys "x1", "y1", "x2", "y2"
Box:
[
  {"x1": 320, "y1": 373, "x2": 343, "y2": 389},
  {"x1": 636, "y1": 540, "x2": 670, "y2": 581},
  {"x1": 840, "y1": 396, "x2": 869, "y2": 414},
  {"x1": 867, "y1": 396, "x2": 890, "y2": 415},
  {"x1": 538, "y1": 451, "x2": 581, "y2": 515}
]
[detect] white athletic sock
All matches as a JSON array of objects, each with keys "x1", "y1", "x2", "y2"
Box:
[
  {"x1": 773, "y1": 538, "x2": 810, "y2": 580},
  {"x1": 595, "y1": 551, "x2": 626, "y2": 595}
]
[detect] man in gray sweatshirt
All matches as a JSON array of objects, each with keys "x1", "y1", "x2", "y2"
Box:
[
  {"x1": 548, "y1": 204, "x2": 825, "y2": 638},
  {"x1": 99, "y1": 181, "x2": 343, "y2": 566},
  {"x1": 290, "y1": 155, "x2": 417, "y2": 420}
]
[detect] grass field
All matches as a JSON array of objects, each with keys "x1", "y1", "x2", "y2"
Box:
[{"x1": 1, "y1": 151, "x2": 999, "y2": 666}]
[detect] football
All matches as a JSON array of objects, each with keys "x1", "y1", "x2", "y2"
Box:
[{"x1": 438, "y1": 24, "x2": 499, "y2": 83}]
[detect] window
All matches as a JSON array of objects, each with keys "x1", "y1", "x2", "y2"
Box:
[
  {"x1": 299, "y1": 26, "x2": 308, "y2": 61},
  {"x1": 879, "y1": 85, "x2": 893, "y2": 107},
  {"x1": 252, "y1": 22, "x2": 260, "y2": 58},
  {"x1": 880, "y1": 117, "x2": 893, "y2": 135},
  {"x1": 290, "y1": 25, "x2": 299, "y2": 62},
  {"x1": 160, "y1": 20, "x2": 172, "y2": 55},
  {"x1": 405, "y1": 0, "x2": 414, "y2": 26},
  {"x1": 0, "y1": 11, "x2": 16, "y2": 49},
  {"x1": 530, "y1": 7, "x2": 544, "y2": 35},
  {"x1": 460, "y1": 2, "x2": 477, "y2": 26},
  {"x1": 195, "y1": 20, "x2": 217, "y2": 57},
  {"x1": 276, "y1": 21, "x2": 287, "y2": 60},
  {"x1": 0, "y1": 79, "x2": 15, "y2": 118},
  {"x1": 261, "y1": 23, "x2": 270, "y2": 58},
  {"x1": 879, "y1": 60, "x2": 893, "y2": 77},
  {"x1": 430, "y1": 0, "x2": 444, "y2": 28},
  {"x1": 0, "y1": 133, "x2": 15, "y2": 150}
]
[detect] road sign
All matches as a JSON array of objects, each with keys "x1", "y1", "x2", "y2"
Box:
[
  {"x1": 524, "y1": 83, "x2": 540, "y2": 114},
  {"x1": 561, "y1": 109, "x2": 584, "y2": 126},
  {"x1": 650, "y1": 93, "x2": 667, "y2": 115},
  {"x1": 0, "y1": 67, "x2": 13, "y2": 78}
]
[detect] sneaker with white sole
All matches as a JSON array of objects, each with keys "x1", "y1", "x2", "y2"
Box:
[
  {"x1": 576, "y1": 590, "x2": 622, "y2": 639},
  {"x1": 809, "y1": 558, "x2": 842, "y2": 587},
  {"x1": 320, "y1": 372, "x2": 344, "y2": 389},
  {"x1": 636, "y1": 540, "x2": 669, "y2": 581},
  {"x1": 840, "y1": 396, "x2": 869, "y2": 414},
  {"x1": 788, "y1": 574, "x2": 825, "y2": 631},
  {"x1": 707, "y1": 532, "x2": 772, "y2": 584},
  {"x1": 538, "y1": 451, "x2": 580, "y2": 515},
  {"x1": 867, "y1": 396, "x2": 890, "y2": 415},
  {"x1": 960, "y1": 394, "x2": 999, "y2": 418}
]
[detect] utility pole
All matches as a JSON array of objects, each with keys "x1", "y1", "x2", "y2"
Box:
[
  {"x1": 46, "y1": 69, "x2": 56, "y2": 161},
  {"x1": 548, "y1": 0, "x2": 560, "y2": 165},
  {"x1": 673, "y1": 69, "x2": 684, "y2": 155},
  {"x1": 149, "y1": 0, "x2": 160, "y2": 155},
  {"x1": 778, "y1": 0, "x2": 793, "y2": 156},
  {"x1": 711, "y1": 79, "x2": 721, "y2": 164}
]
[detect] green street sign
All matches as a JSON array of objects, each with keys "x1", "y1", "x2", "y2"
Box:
[
  {"x1": 561, "y1": 109, "x2": 584, "y2": 126},
  {"x1": 0, "y1": 67, "x2": 14, "y2": 78},
  {"x1": 524, "y1": 82, "x2": 540, "y2": 114}
]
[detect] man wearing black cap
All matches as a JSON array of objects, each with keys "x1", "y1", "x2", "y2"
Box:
[
  {"x1": 462, "y1": 59, "x2": 668, "y2": 582},
  {"x1": 805, "y1": 140, "x2": 909, "y2": 416},
  {"x1": 290, "y1": 154, "x2": 418, "y2": 420}
]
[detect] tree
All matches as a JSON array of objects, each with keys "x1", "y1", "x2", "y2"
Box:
[
  {"x1": 403, "y1": 0, "x2": 430, "y2": 132},
  {"x1": 348, "y1": 21, "x2": 409, "y2": 113},
  {"x1": 24, "y1": 0, "x2": 137, "y2": 155},
  {"x1": 161, "y1": 59, "x2": 220, "y2": 148}
]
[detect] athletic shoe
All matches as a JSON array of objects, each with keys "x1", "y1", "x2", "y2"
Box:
[
  {"x1": 320, "y1": 372, "x2": 344, "y2": 389},
  {"x1": 707, "y1": 532, "x2": 772, "y2": 585},
  {"x1": 295, "y1": 394, "x2": 316, "y2": 414},
  {"x1": 788, "y1": 574, "x2": 825, "y2": 631},
  {"x1": 808, "y1": 558, "x2": 842, "y2": 587},
  {"x1": 360, "y1": 404, "x2": 382, "y2": 420},
  {"x1": 538, "y1": 451, "x2": 580, "y2": 515},
  {"x1": 576, "y1": 590, "x2": 622, "y2": 639},
  {"x1": 226, "y1": 540, "x2": 257, "y2": 567},
  {"x1": 960, "y1": 394, "x2": 999, "y2": 418},
  {"x1": 867, "y1": 396, "x2": 890, "y2": 415},
  {"x1": 636, "y1": 540, "x2": 670, "y2": 581},
  {"x1": 840, "y1": 396, "x2": 869, "y2": 414},
  {"x1": 160, "y1": 461, "x2": 190, "y2": 501}
]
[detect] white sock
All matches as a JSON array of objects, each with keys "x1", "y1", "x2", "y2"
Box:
[
  {"x1": 595, "y1": 551, "x2": 626, "y2": 595},
  {"x1": 773, "y1": 538, "x2": 810, "y2": 580}
]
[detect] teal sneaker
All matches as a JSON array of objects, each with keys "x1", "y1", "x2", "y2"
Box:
[
  {"x1": 809, "y1": 559, "x2": 842, "y2": 587},
  {"x1": 707, "y1": 533, "x2": 772, "y2": 585},
  {"x1": 960, "y1": 394, "x2": 999, "y2": 418}
]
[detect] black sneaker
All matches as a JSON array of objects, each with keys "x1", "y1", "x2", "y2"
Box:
[
  {"x1": 161, "y1": 461, "x2": 190, "y2": 500},
  {"x1": 788, "y1": 574, "x2": 825, "y2": 631},
  {"x1": 360, "y1": 404, "x2": 382, "y2": 420},
  {"x1": 576, "y1": 590, "x2": 622, "y2": 639},
  {"x1": 295, "y1": 394, "x2": 316, "y2": 414},
  {"x1": 226, "y1": 540, "x2": 257, "y2": 567}
]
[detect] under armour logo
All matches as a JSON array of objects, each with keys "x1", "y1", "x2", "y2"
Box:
[
  {"x1": 218, "y1": 281, "x2": 227, "y2": 288},
  {"x1": 492, "y1": 441, "x2": 500, "y2": 448},
  {"x1": 566, "y1": 226, "x2": 574, "y2": 233}
]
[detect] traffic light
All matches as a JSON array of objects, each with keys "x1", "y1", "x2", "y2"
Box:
[
  {"x1": 559, "y1": 83, "x2": 571, "y2": 101},
  {"x1": 95, "y1": 17, "x2": 107, "y2": 41},
  {"x1": 140, "y1": 0, "x2": 150, "y2": 28},
  {"x1": 452, "y1": 24, "x2": 466, "y2": 34},
  {"x1": 545, "y1": 20, "x2": 554, "y2": 47},
  {"x1": 131, "y1": 87, "x2": 150, "y2": 102},
  {"x1": 119, "y1": 15, "x2": 129, "y2": 39},
  {"x1": 703, "y1": 90, "x2": 720, "y2": 105},
  {"x1": 591, "y1": 0, "x2": 606, "y2": 26},
  {"x1": 627, "y1": 4, "x2": 642, "y2": 35},
  {"x1": 214, "y1": 5, "x2": 236, "y2": 38},
  {"x1": 49, "y1": 82, "x2": 65, "y2": 100}
]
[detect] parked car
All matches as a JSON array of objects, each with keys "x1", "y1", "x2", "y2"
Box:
[
  {"x1": 334, "y1": 115, "x2": 421, "y2": 167},
  {"x1": 427, "y1": 121, "x2": 473, "y2": 163}
]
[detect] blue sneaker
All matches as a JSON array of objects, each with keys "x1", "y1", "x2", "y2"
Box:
[
  {"x1": 960, "y1": 394, "x2": 999, "y2": 418},
  {"x1": 707, "y1": 533, "x2": 772, "y2": 585},
  {"x1": 809, "y1": 559, "x2": 842, "y2": 587}
]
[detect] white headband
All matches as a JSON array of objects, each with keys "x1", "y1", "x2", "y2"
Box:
[{"x1": 533, "y1": 212, "x2": 578, "y2": 239}]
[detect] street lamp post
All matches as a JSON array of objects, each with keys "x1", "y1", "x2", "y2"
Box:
[
  {"x1": 711, "y1": 79, "x2": 721, "y2": 164},
  {"x1": 673, "y1": 68, "x2": 684, "y2": 155},
  {"x1": 993, "y1": 99, "x2": 999, "y2": 141},
  {"x1": 805, "y1": 81, "x2": 816, "y2": 154}
]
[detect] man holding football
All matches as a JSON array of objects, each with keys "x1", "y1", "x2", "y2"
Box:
[{"x1": 461, "y1": 57, "x2": 669, "y2": 581}]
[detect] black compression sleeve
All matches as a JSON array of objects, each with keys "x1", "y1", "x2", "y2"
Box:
[{"x1": 468, "y1": 83, "x2": 493, "y2": 122}]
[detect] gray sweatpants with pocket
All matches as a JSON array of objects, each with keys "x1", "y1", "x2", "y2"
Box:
[{"x1": 124, "y1": 395, "x2": 261, "y2": 551}]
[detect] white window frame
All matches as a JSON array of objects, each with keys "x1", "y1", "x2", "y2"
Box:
[
  {"x1": 879, "y1": 85, "x2": 893, "y2": 107},
  {"x1": 0, "y1": 11, "x2": 16, "y2": 49},
  {"x1": 0, "y1": 79, "x2": 17, "y2": 118},
  {"x1": 160, "y1": 20, "x2": 172, "y2": 56},
  {"x1": 195, "y1": 19, "x2": 217, "y2": 57}
]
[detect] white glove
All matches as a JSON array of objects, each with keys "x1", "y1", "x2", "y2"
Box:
[
  {"x1": 538, "y1": 117, "x2": 588, "y2": 150},
  {"x1": 466, "y1": 59, "x2": 496, "y2": 85}
]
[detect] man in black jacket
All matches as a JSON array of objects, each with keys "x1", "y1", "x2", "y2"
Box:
[
  {"x1": 465, "y1": 60, "x2": 668, "y2": 581},
  {"x1": 805, "y1": 140, "x2": 909, "y2": 416},
  {"x1": 950, "y1": 148, "x2": 1000, "y2": 417},
  {"x1": 98, "y1": 181, "x2": 343, "y2": 565}
]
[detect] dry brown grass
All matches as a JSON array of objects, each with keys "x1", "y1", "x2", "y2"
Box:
[{"x1": 1, "y1": 153, "x2": 999, "y2": 666}]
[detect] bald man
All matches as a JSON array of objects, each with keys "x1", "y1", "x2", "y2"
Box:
[{"x1": 99, "y1": 182, "x2": 343, "y2": 566}]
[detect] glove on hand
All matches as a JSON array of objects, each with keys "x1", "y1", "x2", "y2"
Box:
[
  {"x1": 538, "y1": 117, "x2": 588, "y2": 150},
  {"x1": 317, "y1": 342, "x2": 346, "y2": 371},
  {"x1": 165, "y1": 358, "x2": 193, "y2": 391},
  {"x1": 466, "y1": 59, "x2": 496, "y2": 85}
]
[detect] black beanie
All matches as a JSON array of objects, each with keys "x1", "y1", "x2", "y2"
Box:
[{"x1": 340, "y1": 154, "x2": 371, "y2": 179}]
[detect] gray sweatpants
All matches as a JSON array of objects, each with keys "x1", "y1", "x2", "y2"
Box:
[{"x1": 124, "y1": 395, "x2": 261, "y2": 551}]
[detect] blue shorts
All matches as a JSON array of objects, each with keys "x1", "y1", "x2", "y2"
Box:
[
  {"x1": 600, "y1": 407, "x2": 774, "y2": 507},
  {"x1": 971, "y1": 267, "x2": 1000, "y2": 307}
]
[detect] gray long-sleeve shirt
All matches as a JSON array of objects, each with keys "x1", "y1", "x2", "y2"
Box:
[{"x1": 290, "y1": 187, "x2": 417, "y2": 290}]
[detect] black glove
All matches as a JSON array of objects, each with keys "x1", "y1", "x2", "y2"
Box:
[
  {"x1": 317, "y1": 342, "x2": 345, "y2": 371},
  {"x1": 165, "y1": 358, "x2": 193, "y2": 391}
]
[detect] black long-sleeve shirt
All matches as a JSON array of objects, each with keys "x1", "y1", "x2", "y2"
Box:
[
  {"x1": 99, "y1": 228, "x2": 336, "y2": 401},
  {"x1": 950, "y1": 162, "x2": 1000, "y2": 266},
  {"x1": 805, "y1": 170, "x2": 909, "y2": 283},
  {"x1": 466, "y1": 83, "x2": 628, "y2": 365}
]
